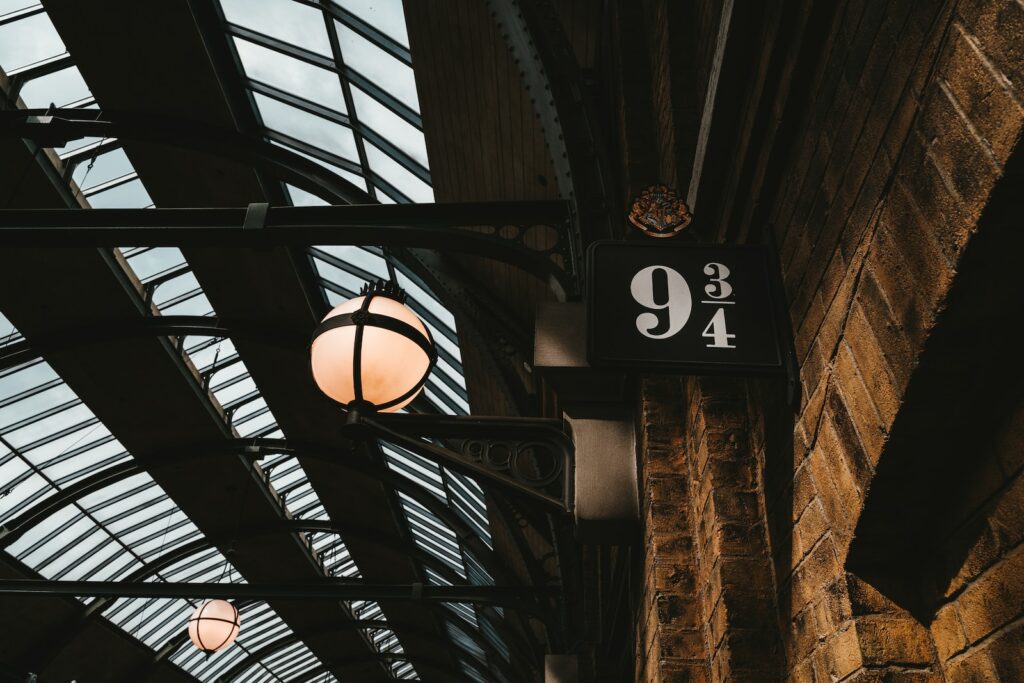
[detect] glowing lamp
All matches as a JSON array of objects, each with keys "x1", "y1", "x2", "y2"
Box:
[
  {"x1": 310, "y1": 281, "x2": 436, "y2": 413},
  {"x1": 188, "y1": 599, "x2": 240, "y2": 653}
]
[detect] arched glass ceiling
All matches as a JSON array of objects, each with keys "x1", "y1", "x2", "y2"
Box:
[
  {"x1": 211, "y1": 1, "x2": 509, "y2": 678},
  {"x1": 2, "y1": 1, "x2": 514, "y2": 679},
  {"x1": 0, "y1": 4, "x2": 401, "y2": 681},
  {"x1": 0, "y1": 314, "x2": 339, "y2": 683}
]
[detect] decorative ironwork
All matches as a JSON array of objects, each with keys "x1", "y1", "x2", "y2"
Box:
[
  {"x1": 628, "y1": 185, "x2": 693, "y2": 238},
  {"x1": 360, "y1": 413, "x2": 574, "y2": 511}
]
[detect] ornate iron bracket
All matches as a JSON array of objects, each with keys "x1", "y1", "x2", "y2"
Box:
[{"x1": 352, "y1": 411, "x2": 574, "y2": 512}]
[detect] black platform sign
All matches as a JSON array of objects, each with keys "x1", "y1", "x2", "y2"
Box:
[{"x1": 587, "y1": 241, "x2": 789, "y2": 374}]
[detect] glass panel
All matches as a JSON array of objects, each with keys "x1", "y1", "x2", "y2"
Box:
[
  {"x1": 254, "y1": 92, "x2": 358, "y2": 161},
  {"x1": 219, "y1": 0, "x2": 332, "y2": 57},
  {"x1": 234, "y1": 37, "x2": 346, "y2": 113},
  {"x1": 0, "y1": 1, "x2": 41, "y2": 16},
  {"x1": 335, "y1": 0, "x2": 409, "y2": 48},
  {"x1": 364, "y1": 141, "x2": 432, "y2": 203},
  {"x1": 18, "y1": 65, "x2": 91, "y2": 108},
  {"x1": 86, "y1": 179, "x2": 152, "y2": 208},
  {"x1": 71, "y1": 148, "x2": 135, "y2": 192},
  {"x1": 271, "y1": 141, "x2": 367, "y2": 190},
  {"x1": 351, "y1": 86, "x2": 427, "y2": 168},
  {"x1": 0, "y1": 12, "x2": 65, "y2": 72},
  {"x1": 337, "y1": 22, "x2": 418, "y2": 111},
  {"x1": 286, "y1": 184, "x2": 329, "y2": 207},
  {"x1": 54, "y1": 136, "x2": 105, "y2": 158},
  {"x1": 123, "y1": 247, "x2": 187, "y2": 282}
]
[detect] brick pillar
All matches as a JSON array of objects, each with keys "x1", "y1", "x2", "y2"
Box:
[
  {"x1": 636, "y1": 376, "x2": 710, "y2": 682},
  {"x1": 685, "y1": 377, "x2": 783, "y2": 682}
]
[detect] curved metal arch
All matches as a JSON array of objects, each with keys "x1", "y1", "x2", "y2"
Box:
[
  {"x1": 1, "y1": 464, "x2": 486, "y2": 597},
  {"x1": 236, "y1": 439, "x2": 524, "y2": 593},
  {"x1": 148, "y1": 603, "x2": 519, "y2": 683},
  {"x1": 213, "y1": 629, "x2": 502, "y2": 683},
  {"x1": 0, "y1": 444, "x2": 557, "y2": 634},
  {"x1": 0, "y1": 108, "x2": 369, "y2": 205},
  {"x1": 0, "y1": 443, "x2": 520, "y2": 599},
  {"x1": 0, "y1": 461, "x2": 137, "y2": 549},
  {"x1": 5, "y1": 473, "x2": 535, "y2": 680},
  {"x1": 486, "y1": 0, "x2": 617, "y2": 250}
]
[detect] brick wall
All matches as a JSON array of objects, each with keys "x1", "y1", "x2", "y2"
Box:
[
  {"x1": 629, "y1": 0, "x2": 1023, "y2": 680},
  {"x1": 928, "y1": 403, "x2": 1024, "y2": 680},
  {"x1": 768, "y1": 0, "x2": 1023, "y2": 678}
]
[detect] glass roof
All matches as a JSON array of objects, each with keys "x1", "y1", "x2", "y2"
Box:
[
  {"x1": 214, "y1": 0, "x2": 508, "y2": 676},
  {"x1": 217, "y1": 0, "x2": 432, "y2": 203},
  {"x1": 0, "y1": 314, "x2": 335, "y2": 682},
  {"x1": 1, "y1": 1, "x2": 515, "y2": 679},
  {"x1": 0, "y1": 5, "x2": 154, "y2": 210}
]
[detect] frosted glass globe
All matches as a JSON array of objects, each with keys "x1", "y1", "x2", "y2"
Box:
[
  {"x1": 310, "y1": 295, "x2": 432, "y2": 412},
  {"x1": 188, "y1": 599, "x2": 240, "y2": 653}
]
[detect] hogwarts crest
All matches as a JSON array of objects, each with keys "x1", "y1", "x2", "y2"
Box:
[{"x1": 628, "y1": 185, "x2": 692, "y2": 238}]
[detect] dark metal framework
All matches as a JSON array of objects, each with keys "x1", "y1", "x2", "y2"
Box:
[
  {"x1": 0, "y1": 194, "x2": 576, "y2": 296},
  {"x1": 0, "y1": 0, "x2": 598, "y2": 679},
  {"x1": 0, "y1": 578, "x2": 556, "y2": 605}
]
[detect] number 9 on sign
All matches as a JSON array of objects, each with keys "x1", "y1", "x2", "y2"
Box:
[{"x1": 630, "y1": 265, "x2": 692, "y2": 339}]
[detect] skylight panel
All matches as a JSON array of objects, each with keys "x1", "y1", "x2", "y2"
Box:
[
  {"x1": 254, "y1": 91, "x2": 359, "y2": 161},
  {"x1": 273, "y1": 142, "x2": 367, "y2": 188},
  {"x1": 219, "y1": 0, "x2": 332, "y2": 57},
  {"x1": 0, "y1": 1, "x2": 38, "y2": 17},
  {"x1": 0, "y1": 10, "x2": 64, "y2": 73},
  {"x1": 333, "y1": 0, "x2": 410, "y2": 49},
  {"x1": 364, "y1": 140, "x2": 433, "y2": 203},
  {"x1": 84, "y1": 178, "x2": 153, "y2": 209},
  {"x1": 336, "y1": 22, "x2": 418, "y2": 111},
  {"x1": 351, "y1": 85, "x2": 428, "y2": 167},
  {"x1": 17, "y1": 64, "x2": 91, "y2": 108},
  {"x1": 234, "y1": 36, "x2": 347, "y2": 113},
  {"x1": 70, "y1": 148, "x2": 135, "y2": 192}
]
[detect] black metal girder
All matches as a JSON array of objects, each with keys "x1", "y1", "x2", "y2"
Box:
[
  {"x1": 0, "y1": 201, "x2": 574, "y2": 295},
  {"x1": 0, "y1": 315, "x2": 302, "y2": 372},
  {"x1": 0, "y1": 579, "x2": 555, "y2": 605}
]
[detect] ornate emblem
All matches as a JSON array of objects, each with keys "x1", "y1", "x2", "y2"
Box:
[{"x1": 628, "y1": 185, "x2": 692, "y2": 238}]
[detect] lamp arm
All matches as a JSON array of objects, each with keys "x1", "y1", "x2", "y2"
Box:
[{"x1": 355, "y1": 414, "x2": 569, "y2": 512}]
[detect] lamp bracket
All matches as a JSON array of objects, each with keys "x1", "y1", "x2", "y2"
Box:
[{"x1": 348, "y1": 412, "x2": 574, "y2": 512}]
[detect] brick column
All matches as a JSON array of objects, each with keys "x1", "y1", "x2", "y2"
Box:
[
  {"x1": 636, "y1": 376, "x2": 710, "y2": 682},
  {"x1": 685, "y1": 377, "x2": 783, "y2": 682}
]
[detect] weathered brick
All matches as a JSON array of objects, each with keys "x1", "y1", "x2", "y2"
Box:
[
  {"x1": 794, "y1": 498, "x2": 829, "y2": 559},
  {"x1": 930, "y1": 603, "x2": 968, "y2": 661},
  {"x1": 941, "y1": 24, "x2": 1024, "y2": 163},
  {"x1": 943, "y1": 649, "x2": 999, "y2": 682},
  {"x1": 988, "y1": 618, "x2": 1024, "y2": 681},
  {"x1": 842, "y1": 300, "x2": 903, "y2": 423},
  {"x1": 955, "y1": 544, "x2": 1024, "y2": 643},
  {"x1": 854, "y1": 614, "x2": 934, "y2": 666}
]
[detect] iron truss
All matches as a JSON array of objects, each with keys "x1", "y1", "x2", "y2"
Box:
[{"x1": 0, "y1": 108, "x2": 580, "y2": 298}]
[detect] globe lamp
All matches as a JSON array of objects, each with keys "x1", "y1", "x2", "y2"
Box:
[
  {"x1": 310, "y1": 280, "x2": 437, "y2": 413},
  {"x1": 188, "y1": 599, "x2": 240, "y2": 653}
]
